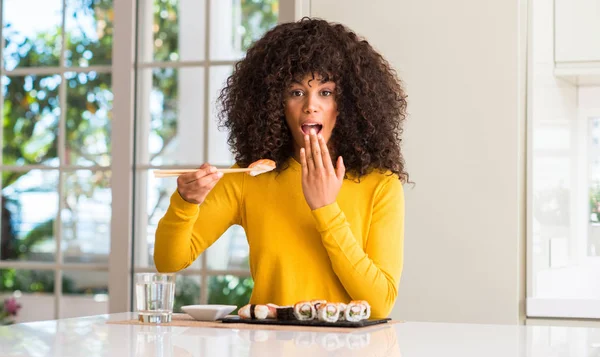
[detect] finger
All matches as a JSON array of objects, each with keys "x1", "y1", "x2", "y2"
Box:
[
  {"x1": 177, "y1": 173, "x2": 195, "y2": 187},
  {"x1": 336, "y1": 156, "x2": 345, "y2": 181},
  {"x1": 179, "y1": 172, "x2": 221, "y2": 203},
  {"x1": 185, "y1": 165, "x2": 216, "y2": 184},
  {"x1": 177, "y1": 167, "x2": 209, "y2": 185},
  {"x1": 186, "y1": 162, "x2": 210, "y2": 181},
  {"x1": 299, "y1": 148, "x2": 308, "y2": 178},
  {"x1": 318, "y1": 134, "x2": 335, "y2": 175},
  {"x1": 194, "y1": 172, "x2": 222, "y2": 188},
  {"x1": 179, "y1": 168, "x2": 216, "y2": 188},
  {"x1": 310, "y1": 129, "x2": 324, "y2": 171},
  {"x1": 303, "y1": 134, "x2": 314, "y2": 172}
]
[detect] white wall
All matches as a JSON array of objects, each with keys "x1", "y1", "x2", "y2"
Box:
[
  {"x1": 310, "y1": 0, "x2": 527, "y2": 324},
  {"x1": 579, "y1": 87, "x2": 600, "y2": 109}
]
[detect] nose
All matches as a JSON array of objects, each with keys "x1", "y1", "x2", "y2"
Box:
[{"x1": 303, "y1": 93, "x2": 318, "y2": 113}]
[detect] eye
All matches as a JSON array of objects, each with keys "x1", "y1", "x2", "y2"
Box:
[
  {"x1": 290, "y1": 90, "x2": 303, "y2": 97},
  {"x1": 321, "y1": 90, "x2": 333, "y2": 97}
]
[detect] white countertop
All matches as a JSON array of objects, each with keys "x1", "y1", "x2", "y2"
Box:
[{"x1": 0, "y1": 312, "x2": 598, "y2": 356}]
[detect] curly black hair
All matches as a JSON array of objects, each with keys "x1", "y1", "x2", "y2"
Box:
[{"x1": 217, "y1": 17, "x2": 409, "y2": 182}]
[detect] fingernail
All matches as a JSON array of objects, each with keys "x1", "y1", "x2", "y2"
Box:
[
  {"x1": 210, "y1": 166, "x2": 216, "y2": 173},
  {"x1": 217, "y1": 172, "x2": 223, "y2": 178},
  {"x1": 310, "y1": 128, "x2": 315, "y2": 135}
]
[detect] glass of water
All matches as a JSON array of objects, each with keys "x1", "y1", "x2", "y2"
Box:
[{"x1": 135, "y1": 273, "x2": 176, "y2": 323}]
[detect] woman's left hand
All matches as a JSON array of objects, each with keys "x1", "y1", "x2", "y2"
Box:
[{"x1": 300, "y1": 129, "x2": 345, "y2": 210}]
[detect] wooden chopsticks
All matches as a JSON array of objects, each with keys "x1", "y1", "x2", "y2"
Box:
[{"x1": 153, "y1": 167, "x2": 256, "y2": 178}]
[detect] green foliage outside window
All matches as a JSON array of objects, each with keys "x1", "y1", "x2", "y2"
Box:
[
  {"x1": 172, "y1": 276, "x2": 201, "y2": 312},
  {"x1": 207, "y1": 275, "x2": 253, "y2": 313}
]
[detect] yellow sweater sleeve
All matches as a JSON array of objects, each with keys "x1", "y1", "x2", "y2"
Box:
[
  {"x1": 153, "y1": 173, "x2": 244, "y2": 272},
  {"x1": 311, "y1": 175, "x2": 404, "y2": 318}
]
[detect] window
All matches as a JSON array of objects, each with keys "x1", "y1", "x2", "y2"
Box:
[
  {"x1": 133, "y1": 0, "x2": 279, "y2": 311},
  {"x1": 1, "y1": 0, "x2": 293, "y2": 322},
  {"x1": 0, "y1": 0, "x2": 114, "y2": 321}
]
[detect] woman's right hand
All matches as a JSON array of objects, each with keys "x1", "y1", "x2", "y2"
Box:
[{"x1": 176, "y1": 163, "x2": 223, "y2": 204}]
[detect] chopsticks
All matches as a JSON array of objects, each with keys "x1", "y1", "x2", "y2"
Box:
[{"x1": 153, "y1": 167, "x2": 256, "y2": 178}]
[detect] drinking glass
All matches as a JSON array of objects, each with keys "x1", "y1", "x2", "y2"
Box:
[{"x1": 135, "y1": 273, "x2": 176, "y2": 323}]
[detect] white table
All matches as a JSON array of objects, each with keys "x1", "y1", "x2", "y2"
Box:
[{"x1": 0, "y1": 312, "x2": 598, "y2": 356}]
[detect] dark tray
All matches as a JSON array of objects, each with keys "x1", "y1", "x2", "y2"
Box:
[{"x1": 220, "y1": 315, "x2": 390, "y2": 328}]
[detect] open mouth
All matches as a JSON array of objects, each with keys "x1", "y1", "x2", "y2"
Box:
[{"x1": 301, "y1": 123, "x2": 323, "y2": 135}]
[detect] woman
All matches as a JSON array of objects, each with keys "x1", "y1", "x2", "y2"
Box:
[{"x1": 154, "y1": 17, "x2": 408, "y2": 318}]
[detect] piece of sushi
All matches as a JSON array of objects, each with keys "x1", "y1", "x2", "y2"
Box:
[
  {"x1": 276, "y1": 306, "x2": 296, "y2": 321},
  {"x1": 317, "y1": 302, "x2": 340, "y2": 323},
  {"x1": 293, "y1": 301, "x2": 316, "y2": 321},
  {"x1": 238, "y1": 304, "x2": 271, "y2": 319},
  {"x1": 345, "y1": 300, "x2": 371, "y2": 321},
  {"x1": 344, "y1": 302, "x2": 365, "y2": 322},
  {"x1": 352, "y1": 300, "x2": 371, "y2": 319},
  {"x1": 253, "y1": 305, "x2": 270, "y2": 319},
  {"x1": 238, "y1": 304, "x2": 252, "y2": 319},
  {"x1": 248, "y1": 159, "x2": 276, "y2": 176}
]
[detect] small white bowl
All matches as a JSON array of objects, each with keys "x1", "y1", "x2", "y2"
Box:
[{"x1": 181, "y1": 305, "x2": 237, "y2": 321}]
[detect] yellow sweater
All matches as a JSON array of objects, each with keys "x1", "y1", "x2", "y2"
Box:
[{"x1": 154, "y1": 158, "x2": 405, "y2": 318}]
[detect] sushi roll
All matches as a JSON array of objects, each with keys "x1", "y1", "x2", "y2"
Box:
[
  {"x1": 344, "y1": 302, "x2": 364, "y2": 322},
  {"x1": 353, "y1": 300, "x2": 371, "y2": 319},
  {"x1": 345, "y1": 300, "x2": 371, "y2": 321},
  {"x1": 276, "y1": 306, "x2": 296, "y2": 321},
  {"x1": 293, "y1": 301, "x2": 316, "y2": 321},
  {"x1": 317, "y1": 303, "x2": 340, "y2": 323}
]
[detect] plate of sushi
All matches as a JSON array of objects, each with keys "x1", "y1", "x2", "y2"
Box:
[{"x1": 221, "y1": 300, "x2": 389, "y2": 328}]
